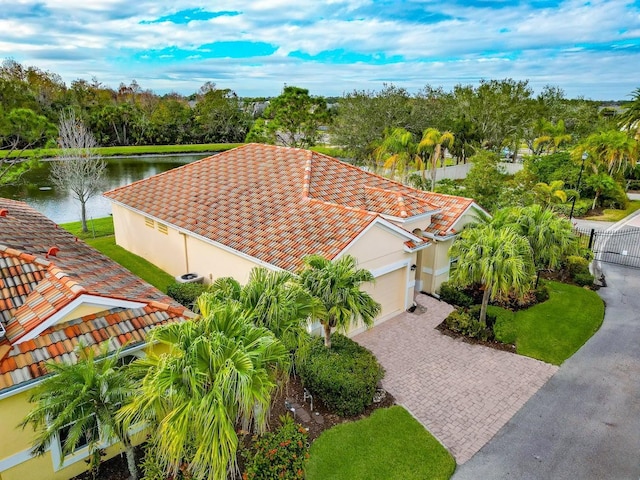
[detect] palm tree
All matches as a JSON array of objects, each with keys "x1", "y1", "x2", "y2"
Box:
[
  {"x1": 206, "y1": 268, "x2": 323, "y2": 362},
  {"x1": 532, "y1": 180, "x2": 568, "y2": 209},
  {"x1": 299, "y1": 254, "x2": 381, "y2": 349},
  {"x1": 20, "y1": 343, "x2": 138, "y2": 479},
  {"x1": 533, "y1": 119, "x2": 572, "y2": 154},
  {"x1": 618, "y1": 87, "x2": 640, "y2": 140},
  {"x1": 417, "y1": 127, "x2": 455, "y2": 191},
  {"x1": 492, "y1": 205, "x2": 577, "y2": 286},
  {"x1": 119, "y1": 303, "x2": 290, "y2": 480},
  {"x1": 373, "y1": 127, "x2": 420, "y2": 183},
  {"x1": 573, "y1": 130, "x2": 638, "y2": 176},
  {"x1": 449, "y1": 224, "x2": 534, "y2": 323}
]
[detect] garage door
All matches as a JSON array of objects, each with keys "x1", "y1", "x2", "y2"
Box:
[{"x1": 369, "y1": 267, "x2": 407, "y2": 324}]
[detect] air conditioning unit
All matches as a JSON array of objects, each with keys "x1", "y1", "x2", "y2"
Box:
[{"x1": 175, "y1": 273, "x2": 204, "y2": 284}]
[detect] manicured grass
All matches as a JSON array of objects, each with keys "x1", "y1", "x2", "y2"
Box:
[
  {"x1": 306, "y1": 406, "x2": 456, "y2": 480},
  {"x1": 8, "y1": 143, "x2": 243, "y2": 159},
  {"x1": 583, "y1": 200, "x2": 640, "y2": 222},
  {"x1": 493, "y1": 281, "x2": 604, "y2": 365},
  {"x1": 60, "y1": 217, "x2": 175, "y2": 292},
  {"x1": 59, "y1": 217, "x2": 115, "y2": 239}
]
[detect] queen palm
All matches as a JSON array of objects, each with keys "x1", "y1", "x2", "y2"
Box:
[
  {"x1": 417, "y1": 127, "x2": 455, "y2": 191},
  {"x1": 373, "y1": 127, "x2": 420, "y2": 183},
  {"x1": 119, "y1": 303, "x2": 290, "y2": 480},
  {"x1": 532, "y1": 180, "x2": 568, "y2": 209},
  {"x1": 299, "y1": 254, "x2": 381, "y2": 349},
  {"x1": 20, "y1": 343, "x2": 138, "y2": 479},
  {"x1": 573, "y1": 130, "x2": 638, "y2": 176},
  {"x1": 533, "y1": 119, "x2": 572, "y2": 154},
  {"x1": 207, "y1": 268, "x2": 323, "y2": 361},
  {"x1": 492, "y1": 205, "x2": 577, "y2": 286},
  {"x1": 449, "y1": 224, "x2": 534, "y2": 323},
  {"x1": 618, "y1": 87, "x2": 640, "y2": 140}
]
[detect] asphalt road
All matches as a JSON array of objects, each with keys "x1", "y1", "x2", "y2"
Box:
[{"x1": 452, "y1": 262, "x2": 640, "y2": 480}]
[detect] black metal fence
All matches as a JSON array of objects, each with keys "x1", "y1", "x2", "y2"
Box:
[{"x1": 574, "y1": 227, "x2": 640, "y2": 268}]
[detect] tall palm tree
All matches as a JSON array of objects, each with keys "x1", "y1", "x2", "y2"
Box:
[
  {"x1": 20, "y1": 343, "x2": 138, "y2": 479},
  {"x1": 618, "y1": 87, "x2": 640, "y2": 140},
  {"x1": 119, "y1": 304, "x2": 290, "y2": 480},
  {"x1": 417, "y1": 127, "x2": 455, "y2": 191},
  {"x1": 573, "y1": 130, "x2": 638, "y2": 176},
  {"x1": 449, "y1": 224, "x2": 534, "y2": 323},
  {"x1": 533, "y1": 119, "x2": 572, "y2": 154},
  {"x1": 492, "y1": 205, "x2": 577, "y2": 286},
  {"x1": 299, "y1": 254, "x2": 381, "y2": 349},
  {"x1": 206, "y1": 268, "x2": 323, "y2": 362},
  {"x1": 373, "y1": 127, "x2": 420, "y2": 183}
]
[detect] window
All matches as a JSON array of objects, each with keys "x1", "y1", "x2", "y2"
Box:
[
  {"x1": 157, "y1": 223, "x2": 168, "y2": 235},
  {"x1": 51, "y1": 418, "x2": 99, "y2": 470},
  {"x1": 145, "y1": 217, "x2": 154, "y2": 228},
  {"x1": 58, "y1": 421, "x2": 97, "y2": 453}
]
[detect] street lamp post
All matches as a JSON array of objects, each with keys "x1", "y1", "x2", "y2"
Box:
[{"x1": 569, "y1": 152, "x2": 588, "y2": 220}]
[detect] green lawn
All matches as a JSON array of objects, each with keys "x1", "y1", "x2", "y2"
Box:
[
  {"x1": 60, "y1": 217, "x2": 175, "y2": 292},
  {"x1": 8, "y1": 143, "x2": 243, "y2": 158},
  {"x1": 583, "y1": 200, "x2": 640, "y2": 222},
  {"x1": 493, "y1": 281, "x2": 604, "y2": 365},
  {"x1": 306, "y1": 406, "x2": 456, "y2": 480}
]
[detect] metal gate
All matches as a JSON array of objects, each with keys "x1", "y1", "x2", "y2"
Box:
[{"x1": 574, "y1": 227, "x2": 640, "y2": 268}]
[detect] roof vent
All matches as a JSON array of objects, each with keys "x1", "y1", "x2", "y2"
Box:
[
  {"x1": 0, "y1": 209, "x2": 8, "y2": 217},
  {"x1": 46, "y1": 246, "x2": 60, "y2": 258}
]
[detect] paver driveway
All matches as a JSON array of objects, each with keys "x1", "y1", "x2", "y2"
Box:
[{"x1": 354, "y1": 294, "x2": 558, "y2": 464}]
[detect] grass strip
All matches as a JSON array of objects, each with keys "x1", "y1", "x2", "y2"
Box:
[
  {"x1": 493, "y1": 281, "x2": 604, "y2": 365},
  {"x1": 306, "y1": 406, "x2": 456, "y2": 480}
]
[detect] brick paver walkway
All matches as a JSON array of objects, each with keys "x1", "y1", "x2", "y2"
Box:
[{"x1": 354, "y1": 294, "x2": 558, "y2": 464}]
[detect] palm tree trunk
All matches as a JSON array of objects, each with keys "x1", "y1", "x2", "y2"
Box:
[
  {"x1": 592, "y1": 192, "x2": 599, "y2": 210},
  {"x1": 323, "y1": 322, "x2": 332, "y2": 349},
  {"x1": 480, "y1": 286, "x2": 491, "y2": 324},
  {"x1": 430, "y1": 156, "x2": 437, "y2": 191},
  {"x1": 123, "y1": 436, "x2": 138, "y2": 480}
]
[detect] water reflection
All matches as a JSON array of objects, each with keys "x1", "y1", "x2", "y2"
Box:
[{"x1": 0, "y1": 154, "x2": 208, "y2": 224}]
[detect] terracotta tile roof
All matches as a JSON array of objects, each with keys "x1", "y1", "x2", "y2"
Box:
[
  {"x1": 104, "y1": 144, "x2": 477, "y2": 270},
  {"x1": 0, "y1": 304, "x2": 190, "y2": 391},
  {"x1": 0, "y1": 198, "x2": 194, "y2": 393}
]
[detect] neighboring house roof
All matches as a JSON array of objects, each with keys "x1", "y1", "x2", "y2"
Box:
[
  {"x1": 0, "y1": 198, "x2": 194, "y2": 394},
  {"x1": 104, "y1": 144, "x2": 477, "y2": 270}
]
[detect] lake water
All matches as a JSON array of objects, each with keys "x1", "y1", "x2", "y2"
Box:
[{"x1": 0, "y1": 154, "x2": 209, "y2": 224}]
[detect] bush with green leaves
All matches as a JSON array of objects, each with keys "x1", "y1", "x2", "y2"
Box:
[
  {"x1": 574, "y1": 272, "x2": 595, "y2": 287},
  {"x1": 565, "y1": 255, "x2": 590, "y2": 276},
  {"x1": 297, "y1": 334, "x2": 384, "y2": 417},
  {"x1": 554, "y1": 199, "x2": 591, "y2": 218},
  {"x1": 444, "y1": 308, "x2": 491, "y2": 341},
  {"x1": 534, "y1": 283, "x2": 550, "y2": 303},
  {"x1": 242, "y1": 415, "x2": 309, "y2": 480},
  {"x1": 490, "y1": 306, "x2": 517, "y2": 344},
  {"x1": 438, "y1": 281, "x2": 473, "y2": 308},
  {"x1": 166, "y1": 281, "x2": 207, "y2": 308}
]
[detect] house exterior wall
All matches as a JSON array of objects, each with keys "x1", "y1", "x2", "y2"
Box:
[
  {"x1": 112, "y1": 204, "x2": 264, "y2": 283},
  {"x1": 0, "y1": 344, "x2": 156, "y2": 480},
  {"x1": 419, "y1": 237, "x2": 456, "y2": 294},
  {"x1": 341, "y1": 224, "x2": 416, "y2": 335}
]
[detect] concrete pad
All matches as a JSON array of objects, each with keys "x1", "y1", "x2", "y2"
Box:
[{"x1": 355, "y1": 295, "x2": 557, "y2": 464}]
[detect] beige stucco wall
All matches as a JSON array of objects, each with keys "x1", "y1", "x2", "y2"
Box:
[
  {"x1": 0, "y1": 342, "x2": 165, "y2": 480},
  {"x1": 111, "y1": 204, "x2": 264, "y2": 284}
]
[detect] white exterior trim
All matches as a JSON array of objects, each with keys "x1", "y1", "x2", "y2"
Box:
[
  {"x1": 370, "y1": 259, "x2": 411, "y2": 278},
  {"x1": 108, "y1": 200, "x2": 284, "y2": 272},
  {"x1": 15, "y1": 295, "x2": 145, "y2": 344},
  {"x1": 335, "y1": 217, "x2": 423, "y2": 261},
  {"x1": 380, "y1": 209, "x2": 440, "y2": 224},
  {"x1": 449, "y1": 203, "x2": 490, "y2": 231},
  {"x1": 0, "y1": 448, "x2": 34, "y2": 472},
  {"x1": 422, "y1": 265, "x2": 451, "y2": 276}
]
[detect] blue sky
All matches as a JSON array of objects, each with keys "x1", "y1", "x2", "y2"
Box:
[{"x1": 1, "y1": 0, "x2": 639, "y2": 99}]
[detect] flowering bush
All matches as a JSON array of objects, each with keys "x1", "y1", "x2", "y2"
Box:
[{"x1": 242, "y1": 415, "x2": 309, "y2": 480}]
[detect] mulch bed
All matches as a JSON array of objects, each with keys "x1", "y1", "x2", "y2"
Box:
[
  {"x1": 435, "y1": 320, "x2": 517, "y2": 353},
  {"x1": 72, "y1": 375, "x2": 395, "y2": 480}
]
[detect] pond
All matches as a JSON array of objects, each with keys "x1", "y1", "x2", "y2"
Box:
[{"x1": 0, "y1": 154, "x2": 209, "y2": 224}]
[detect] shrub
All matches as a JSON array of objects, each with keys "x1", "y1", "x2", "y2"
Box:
[
  {"x1": 297, "y1": 334, "x2": 384, "y2": 417},
  {"x1": 490, "y1": 306, "x2": 517, "y2": 344},
  {"x1": 565, "y1": 255, "x2": 590, "y2": 276},
  {"x1": 534, "y1": 283, "x2": 550, "y2": 303},
  {"x1": 166, "y1": 282, "x2": 207, "y2": 308},
  {"x1": 444, "y1": 308, "x2": 491, "y2": 341},
  {"x1": 438, "y1": 282, "x2": 473, "y2": 308},
  {"x1": 554, "y1": 199, "x2": 591, "y2": 218},
  {"x1": 242, "y1": 415, "x2": 309, "y2": 480},
  {"x1": 574, "y1": 273, "x2": 595, "y2": 287}
]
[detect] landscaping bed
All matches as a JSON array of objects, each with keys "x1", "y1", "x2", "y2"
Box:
[{"x1": 72, "y1": 375, "x2": 395, "y2": 480}]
